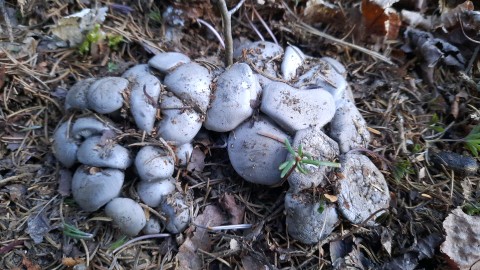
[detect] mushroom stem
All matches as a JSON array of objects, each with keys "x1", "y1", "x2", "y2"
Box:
[{"x1": 216, "y1": 0, "x2": 245, "y2": 67}]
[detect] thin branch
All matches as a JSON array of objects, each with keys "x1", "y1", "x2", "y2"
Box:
[
  {"x1": 216, "y1": 0, "x2": 245, "y2": 67},
  {"x1": 197, "y1": 18, "x2": 225, "y2": 49}
]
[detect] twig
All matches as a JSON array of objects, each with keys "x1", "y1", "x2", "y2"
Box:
[
  {"x1": 197, "y1": 18, "x2": 225, "y2": 49},
  {"x1": 216, "y1": 0, "x2": 246, "y2": 66},
  {"x1": 252, "y1": 7, "x2": 278, "y2": 45},
  {"x1": 112, "y1": 233, "x2": 171, "y2": 254}
]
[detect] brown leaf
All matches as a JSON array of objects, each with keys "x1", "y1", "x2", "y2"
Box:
[
  {"x1": 303, "y1": 0, "x2": 342, "y2": 24},
  {"x1": 361, "y1": 0, "x2": 401, "y2": 40},
  {"x1": 219, "y1": 193, "x2": 245, "y2": 225},
  {"x1": 176, "y1": 205, "x2": 225, "y2": 270},
  {"x1": 62, "y1": 257, "x2": 84, "y2": 267},
  {"x1": 186, "y1": 147, "x2": 205, "y2": 172},
  {"x1": 22, "y1": 255, "x2": 41, "y2": 270}
]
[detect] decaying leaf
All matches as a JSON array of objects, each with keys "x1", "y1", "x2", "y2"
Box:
[
  {"x1": 440, "y1": 0, "x2": 474, "y2": 29},
  {"x1": 219, "y1": 193, "x2": 244, "y2": 225},
  {"x1": 51, "y1": 7, "x2": 108, "y2": 46},
  {"x1": 176, "y1": 205, "x2": 225, "y2": 270},
  {"x1": 186, "y1": 147, "x2": 205, "y2": 172},
  {"x1": 441, "y1": 207, "x2": 480, "y2": 270},
  {"x1": 361, "y1": 0, "x2": 401, "y2": 40},
  {"x1": 303, "y1": 0, "x2": 342, "y2": 24},
  {"x1": 26, "y1": 212, "x2": 51, "y2": 244}
]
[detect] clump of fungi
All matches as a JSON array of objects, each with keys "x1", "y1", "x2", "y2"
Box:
[{"x1": 53, "y1": 40, "x2": 389, "y2": 243}]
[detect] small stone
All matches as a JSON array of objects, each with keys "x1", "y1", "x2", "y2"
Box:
[
  {"x1": 65, "y1": 78, "x2": 96, "y2": 110},
  {"x1": 163, "y1": 62, "x2": 212, "y2": 113},
  {"x1": 429, "y1": 151, "x2": 478, "y2": 176},
  {"x1": 160, "y1": 192, "x2": 190, "y2": 234},
  {"x1": 287, "y1": 126, "x2": 340, "y2": 193},
  {"x1": 135, "y1": 146, "x2": 175, "y2": 182},
  {"x1": 261, "y1": 82, "x2": 335, "y2": 132},
  {"x1": 204, "y1": 63, "x2": 260, "y2": 132},
  {"x1": 281, "y1": 45, "x2": 305, "y2": 81},
  {"x1": 86, "y1": 77, "x2": 129, "y2": 114},
  {"x1": 285, "y1": 192, "x2": 338, "y2": 244},
  {"x1": 336, "y1": 153, "x2": 390, "y2": 224},
  {"x1": 157, "y1": 94, "x2": 202, "y2": 145},
  {"x1": 52, "y1": 122, "x2": 79, "y2": 168},
  {"x1": 129, "y1": 74, "x2": 161, "y2": 133},
  {"x1": 105, "y1": 198, "x2": 146, "y2": 236},
  {"x1": 148, "y1": 52, "x2": 191, "y2": 73},
  {"x1": 329, "y1": 99, "x2": 370, "y2": 153},
  {"x1": 228, "y1": 116, "x2": 291, "y2": 185},
  {"x1": 137, "y1": 177, "x2": 176, "y2": 207},
  {"x1": 71, "y1": 166, "x2": 124, "y2": 212},
  {"x1": 72, "y1": 116, "x2": 115, "y2": 140},
  {"x1": 77, "y1": 136, "x2": 132, "y2": 169}
]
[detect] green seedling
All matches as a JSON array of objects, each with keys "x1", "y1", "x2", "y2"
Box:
[
  {"x1": 392, "y1": 159, "x2": 414, "y2": 181},
  {"x1": 107, "y1": 34, "x2": 123, "y2": 50},
  {"x1": 463, "y1": 125, "x2": 480, "y2": 157},
  {"x1": 62, "y1": 223, "x2": 94, "y2": 240},
  {"x1": 278, "y1": 139, "x2": 340, "y2": 178},
  {"x1": 78, "y1": 24, "x2": 105, "y2": 55}
]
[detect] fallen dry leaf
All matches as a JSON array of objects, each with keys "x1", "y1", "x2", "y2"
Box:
[
  {"x1": 62, "y1": 257, "x2": 85, "y2": 267},
  {"x1": 440, "y1": 0, "x2": 474, "y2": 29},
  {"x1": 361, "y1": 0, "x2": 401, "y2": 40},
  {"x1": 219, "y1": 193, "x2": 244, "y2": 225},
  {"x1": 441, "y1": 207, "x2": 480, "y2": 270},
  {"x1": 22, "y1": 255, "x2": 41, "y2": 270},
  {"x1": 324, "y1": 193, "x2": 338, "y2": 203},
  {"x1": 176, "y1": 205, "x2": 225, "y2": 270}
]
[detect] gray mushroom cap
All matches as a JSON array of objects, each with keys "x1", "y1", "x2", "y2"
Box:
[
  {"x1": 329, "y1": 99, "x2": 371, "y2": 153},
  {"x1": 129, "y1": 74, "x2": 161, "y2": 133},
  {"x1": 52, "y1": 122, "x2": 79, "y2": 168},
  {"x1": 287, "y1": 126, "x2": 340, "y2": 193},
  {"x1": 234, "y1": 41, "x2": 284, "y2": 78},
  {"x1": 86, "y1": 77, "x2": 129, "y2": 114},
  {"x1": 71, "y1": 166, "x2": 124, "y2": 212},
  {"x1": 285, "y1": 192, "x2": 338, "y2": 244},
  {"x1": 105, "y1": 197, "x2": 147, "y2": 236},
  {"x1": 160, "y1": 192, "x2": 190, "y2": 234},
  {"x1": 157, "y1": 93, "x2": 202, "y2": 145},
  {"x1": 320, "y1": 56, "x2": 347, "y2": 77},
  {"x1": 336, "y1": 153, "x2": 390, "y2": 225},
  {"x1": 135, "y1": 146, "x2": 175, "y2": 181},
  {"x1": 65, "y1": 78, "x2": 96, "y2": 110},
  {"x1": 204, "y1": 63, "x2": 260, "y2": 132},
  {"x1": 163, "y1": 62, "x2": 212, "y2": 113},
  {"x1": 148, "y1": 52, "x2": 191, "y2": 73},
  {"x1": 77, "y1": 136, "x2": 132, "y2": 169},
  {"x1": 281, "y1": 45, "x2": 305, "y2": 81},
  {"x1": 137, "y1": 177, "x2": 176, "y2": 207},
  {"x1": 228, "y1": 116, "x2": 291, "y2": 185},
  {"x1": 122, "y1": 64, "x2": 151, "y2": 80},
  {"x1": 261, "y1": 82, "x2": 336, "y2": 133},
  {"x1": 71, "y1": 116, "x2": 115, "y2": 140}
]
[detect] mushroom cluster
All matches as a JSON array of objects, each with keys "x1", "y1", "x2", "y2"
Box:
[{"x1": 53, "y1": 41, "x2": 390, "y2": 243}]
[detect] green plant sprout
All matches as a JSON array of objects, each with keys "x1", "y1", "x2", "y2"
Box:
[
  {"x1": 463, "y1": 202, "x2": 480, "y2": 216},
  {"x1": 278, "y1": 139, "x2": 340, "y2": 178},
  {"x1": 78, "y1": 24, "x2": 105, "y2": 55},
  {"x1": 107, "y1": 34, "x2": 123, "y2": 50},
  {"x1": 392, "y1": 159, "x2": 415, "y2": 181},
  {"x1": 462, "y1": 125, "x2": 480, "y2": 157},
  {"x1": 62, "y1": 222, "x2": 94, "y2": 240}
]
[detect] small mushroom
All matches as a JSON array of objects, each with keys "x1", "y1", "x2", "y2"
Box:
[
  {"x1": 228, "y1": 116, "x2": 291, "y2": 185},
  {"x1": 71, "y1": 166, "x2": 124, "y2": 212},
  {"x1": 122, "y1": 64, "x2": 151, "y2": 80},
  {"x1": 52, "y1": 122, "x2": 79, "y2": 168},
  {"x1": 72, "y1": 116, "x2": 115, "y2": 140},
  {"x1": 160, "y1": 192, "x2": 190, "y2": 234},
  {"x1": 175, "y1": 143, "x2": 193, "y2": 166},
  {"x1": 86, "y1": 77, "x2": 129, "y2": 114},
  {"x1": 336, "y1": 153, "x2": 390, "y2": 224},
  {"x1": 65, "y1": 78, "x2": 96, "y2": 110},
  {"x1": 135, "y1": 146, "x2": 175, "y2": 181},
  {"x1": 204, "y1": 63, "x2": 260, "y2": 132},
  {"x1": 129, "y1": 74, "x2": 161, "y2": 133},
  {"x1": 137, "y1": 177, "x2": 176, "y2": 207},
  {"x1": 148, "y1": 52, "x2": 191, "y2": 73},
  {"x1": 234, "y1": 41, "x2": 284, "y2": 78},
  {"x1": 329, "y1": 99, "x2": 371, "y2": 153},
  {"x1": 163, "y1": 62, "x2": 212, "y2": 113},
  {"x1": 77, "y1": 136, "x2": 132, "y2": 169},
  {"x1": 261, "y1": 82, "x2": 336, "y2": 133},
  {"x1": 287, "y1": 126, "x2": 339, "y2": 193},
  {"x1": 105, "y1": 197, "x2": 146, "y2": 236},
  {"x1": 157, "y1": 93, "x2": 202, "y2": 145},
  {"x1": 281, "y1": 45, "x2": 305, "y2": 81},
  {"x1": 143, "y1": 217, "x2": 162, "y2": 235},
  {"x1": 285, "y1": 192, "x2": 338, "y2": 244}
]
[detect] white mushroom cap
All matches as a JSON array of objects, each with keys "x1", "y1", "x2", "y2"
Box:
[
  {"x1": 65, "y1": 78, "x2": 96, "y2": 110},
  {"x1": 71, "y1": 116, "x2": 115, "y2": 140},
  {"x1": 148, "y1": 52, "x2": 191, "y2": 73}
]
